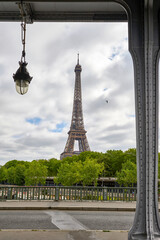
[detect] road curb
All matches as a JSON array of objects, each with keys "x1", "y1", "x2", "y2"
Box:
[
  {"x1": 0, "y1": 206, "x2": 136, "y2": 211},
  {"x1": 0, "y1": 200, "x2": 138, "y2": 211}
]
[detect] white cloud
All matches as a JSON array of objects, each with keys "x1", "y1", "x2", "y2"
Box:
[{"x1": 0, "y1": 22, "x2": 137, "y2": 165}]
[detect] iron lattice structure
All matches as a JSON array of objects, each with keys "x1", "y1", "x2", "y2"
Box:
[{"x1": 60, "y1": 56, "x2": 90, "y2": 159}]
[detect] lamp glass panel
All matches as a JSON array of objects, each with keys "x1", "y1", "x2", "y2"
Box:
[{"x1": 15, "y1": 80, "x2": 29, "y2": 95}]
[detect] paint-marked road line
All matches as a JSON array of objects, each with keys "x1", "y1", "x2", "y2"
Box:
[{"x1": 45, "y1": 211, "x2": 88, "y2": 230}]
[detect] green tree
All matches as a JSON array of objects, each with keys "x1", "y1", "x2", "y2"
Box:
[
  {"x1": 7, "y1": 167, "x2": 16, "y2": 184},
  {"x1": 99, "y1": 150, "x2": 125, "y2": 177},
  {"x1": 14, "y1": 164, "x2": 26, "y2": 185},
  {"x1": 62, "y1": 155, "x2": 79, "y2": 164},
  {"x1": 4, "y1": 160, "x2": 18, "y2": 169},
  {"x1": 37, "y1": 159, "x2": 48, "y2": 167},
  {"x1": 81, "y1": 157, "x2": 104, "y2": 186},
  {"x1": 78, "y1": 151, "x2": 103, "y2": 162},
  {"x1": 116, "y1": 160, "x2": 137, "y2": 187},
  {"x1": 97, "y1": 154, "x2": 110, "y2": 177},
  {"x1": 47, "y1": 158, "x2": 61, "y2": 176},
  {"x1": 55, "y1": 161, "x2": 82, "y2": 186},
  {"x1": 25, "y1": 161, "x2": 48, "y2": 186},
  {"x1": 0, "y1": 166, "x2": 8, "y2": 183},
  {"x1": 56, "y1": 157, "x2": 104, "y2": 186},
  {"x1": 124, "y1": 148, "x2": 136, "y2": 164}
]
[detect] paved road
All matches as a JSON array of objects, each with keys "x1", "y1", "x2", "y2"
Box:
[{"x1": 0, "y1": 210, "x2": 135, "y2": 230}]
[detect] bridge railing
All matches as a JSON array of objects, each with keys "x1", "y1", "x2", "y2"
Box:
[{"x1": 0, "y1": 186, "x2": 138, "y2": 201}]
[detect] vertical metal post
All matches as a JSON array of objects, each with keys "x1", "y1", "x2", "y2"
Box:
[
  {"x1": 111, "y1": 188, "x2": 113, "y2": 201},
  {"x1": 2, "y1": 188, "x2": 4, "y2": 199},
  {"x1": 22, "y1": 188, "x2": 23, "y2": 200},
  {"x1": 117, "y1": 188, "x2": 119, "y2": 201},
  {"x1": 49, "y1": 187, "x2": 51, "y2": 200},
  {"x1": 74, "y1": 188, "x2": 76, "y2": 200},
  {"x1": 55, "y1": 187, "x2": 59, "y2": 201},
  {"x1": 33, "y1": 187, "x2": 34, "y2": 200},
  {"x1": 128, "y1": 189, "x2": 130, "y2": 202},
  {"x1": 125, "y1": 0, "x2": 160, "y2": 239},
  {"x1": 80, "y1": 188, "x2": 82, "y2": 200}
]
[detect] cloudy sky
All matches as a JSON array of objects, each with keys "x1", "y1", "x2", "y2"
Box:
[{"x1": 0, "y1": 21, "x2": 136, "y2": 165}]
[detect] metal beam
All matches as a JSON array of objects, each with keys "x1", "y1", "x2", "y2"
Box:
[
  {"x1": 0, "y1": 11, "x2": 127, "y2": 22},
  {"x1": 0, "y1": 0, "x2": 121, "y2": 2},
  {"x1": 0, "y1": 1, "x2": 127, "y2": 22}
]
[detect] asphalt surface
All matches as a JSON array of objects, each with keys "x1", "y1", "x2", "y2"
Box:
[
  {"x1": 0, "y1": 210, "x2": 58, "y2": 229},
  {"x1": 67, "y1": 211, "x2": 134, "y2": 230},
  {"x1": 0, "y1": 201, "x2": 137, "y2": 240},
  {"x1": 0, "y1": 210, "x2": 135, "y2": 230}
]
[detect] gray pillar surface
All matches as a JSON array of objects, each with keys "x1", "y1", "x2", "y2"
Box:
[{"x1": 119, "y1": 0, "x2": 160, "y2": 239}]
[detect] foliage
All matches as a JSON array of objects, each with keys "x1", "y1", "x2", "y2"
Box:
[
  {"x1": 106, "y1": 150, "x2": 125, "y2": 176},
  {"x1": 124, "y1": 148, "x2": 136, "y2": 164},
  {"x1": 37, "y1": 159, "x2": 48, "y2": 167},
  {"x1": 81, "y1": 157, "x2": 104, "y2": 186},
  {"x1": 25, "y1": 161, "x2": 48, "y2": 186},
  {"x1": 0, "y1": 148, "x2": 138, "y2": 187},
  {"x1": 2, "y1": 160, "x2": 30, "y2": 185},
  {"x1": 47, "y1": 158, "x2": 61, "y2": 176},
  {"x1": 96, "y1": 150, "x2": 125, "y2": 177},
  {"x1": 4, "y1": 160, "x2": 19, "y2": 169},
  {"x1": 0, "y1": 166, "x2": 8, "y2": 183},
  {"x1": 55, "y1": 157, "x2": 104, "y2": 186},
  {"x1": 7, "y1": 167, "x2": 16, "y2": 184},
  {"x1": 116, "y1": 160, "x2": 137, "y2": 187},
  {"x1": 55, "y1": 161, "x2": 82, "y2": 186},
  {"x1": 62, "y1": 155, "x2": 79, "y2": 164},
  {"x1": 77, "y1": 151, "x2": 103, "y2": 162},
  {"x1": 14, "y1": 164, "x2": 26, "y2": 185}
]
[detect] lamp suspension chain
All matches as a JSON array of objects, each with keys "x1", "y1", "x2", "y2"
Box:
[
  {"x1": 18, "y1": 2, "x2": 27, "y2": 63},
  {"x1": 21, "y1": 20, "x2": 26, "y2": 63}
]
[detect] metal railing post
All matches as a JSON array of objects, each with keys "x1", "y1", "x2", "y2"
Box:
[{"x1": 55, "y1": 187, "x2": 59, "y2": 201}]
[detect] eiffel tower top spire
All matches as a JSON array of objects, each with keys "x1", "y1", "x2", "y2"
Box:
[
  {"x1": 71, "y1": 54, "x2": 84, "y2": 130},
  {"x1": 60, "y1": 55, "x2": 90, "y2": 160},
  {"x1": 74, "y1": 53, "x2": 82, "y2": 72},
  {"x1": 77, "y1": 53, "x2": 79, "y2": 65}
]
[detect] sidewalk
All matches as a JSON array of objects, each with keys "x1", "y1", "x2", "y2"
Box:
[
  {"x1": 0, "y1": 200, "x2": 137, "y2": 211},
  {"x1": 0, "y1": 230, "x2": 128, "y2": 240}
]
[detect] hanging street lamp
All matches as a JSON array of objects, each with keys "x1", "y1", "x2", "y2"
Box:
[
  {"x1": 13, "y1": 4, "x2": 32, "y2": 95},
  {"x1": 13, "y1": 61, "x2": 32, "y2": 95}
]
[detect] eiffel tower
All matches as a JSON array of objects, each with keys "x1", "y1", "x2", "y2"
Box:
[{"x1": 60, "y1": 55, "x2": 90, "y2": 159}]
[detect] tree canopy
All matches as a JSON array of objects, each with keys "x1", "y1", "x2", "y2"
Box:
[
  {"x1": 25, "y1": 161, "x2": 48, "y2": 186},
  {"x1": 0, "y1": 148, "x2": 139, "y2": 187},
  {"x1": 116, "y1": 160, "x2": 137, "y2": 187},
  {"x1": 55, "y1": 157, "x2": 104, "y2": 186}
]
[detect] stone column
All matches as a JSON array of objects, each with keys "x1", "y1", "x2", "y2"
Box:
[{"x1": 120, "y1": 0, "x2": 160, "y2": 239}]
